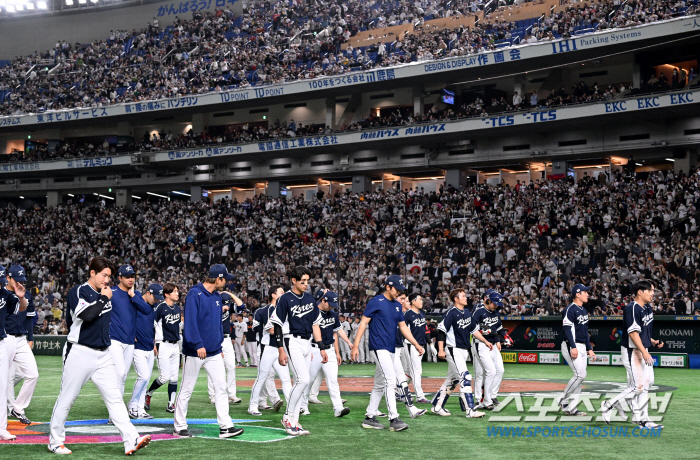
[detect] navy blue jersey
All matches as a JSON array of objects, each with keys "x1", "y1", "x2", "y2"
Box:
[
  {"x1": 562, "y1": 302, "x2": 592, "y2": 351},
  {"x1": 252, "y1": 307, "x2": 265, "y2": 342},
  {"x1": 155, "y1": 301, "x2": 181, "y2": 342},
  {"x1": 67, "y1": 282, "x2": 112, "y2": 348},
  {"x1": 471, "y1": 307, "x2": 505, "y2": 344},
  {"x1": 622, "y1": 301, "x2": 653, "y2": 349},
  {"x1": 222, "y1": 296, "x2": 233, "y2": 336},
  {"x1": 24, "y1": 292, "x2": 35, "y2": 341},
  {"x1": 315, "y1": 309, "x2": 340, "y2": 347},
  {"x1": 134, "y1": 302, "x2": 157, "y2": 352},
  {"x1": 363, "y1": 294, "x2": 405, "y2": 352},
  {"x1": 182, "y1": 283, "x2": 224, "y2": 357},
  {"x1": 271, "y1": 290, "x2": 321, "y2": 338},
  {"x1": 403, "y1": 309, "x2": 426, "y2": 346},
  {"x1": 438, "y1": 306, "x2": 478, "y2": 349},
  {"x1": 109, "y1": 287, "x2": 152, "y2": 345},
  {"x1": 0, "y1": 286, "x2": 22, "y2": 339},
  {"x1": 255, "y1": 304, "x2": 279, "y2": 347},
  {"x1": 4, "y1": 288, "x2": 27, "y2": 335}
]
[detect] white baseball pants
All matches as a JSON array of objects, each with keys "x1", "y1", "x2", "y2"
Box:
[
  {"x1": 404, "y1": 343, "x2": 425, "y2": 399},
  {"x1": 109, "y1": 340, "x2": 134, "y2": 397},
  {"x1": 561, "y1": 342, "x2": 588, "y2": 411},
  {"x1": 234, "y1": 339, "x2": 248, "y2": 365},
  {"x1": 282, "y1": 336, "x2": 312, "y2": 426},
  {"x1": 248, "y1": 344, "x2": 289, "y2": 413},
  {"x1": 5, "y1": 335, "x2": 38, "y2": 414},
  {"x1": 174, "y1": 354, "x2": 232, "y2": 431},
  {"x1": 338, "y1": 340, "x2": 351, "y2": 361},
  {"x1": 49, "y1": 343, "x2": 141, "y2": 453},
  {"x1": 208, "y1": 338, "x2": 237, "y2": 400},
  {"x1": 0, "y1": 340, "x2": 8, "y2": 435},
  {"x1": 302, "y1": 347, "x2": 343, "y2": 412},
  {"x1": 156, "y1": 342, "x2": 180, "y2": 385},
  {"x1": 606, "y1": 347, "x2": 655, "y2": 422},
  {"x1": 472, "y1": 342, "x2": 504, "y2": 406},
  {"x1": 245, "y1": 341, "x2": 258, "y2": 366},
  {"x1": 128, "y1": 349, "x2": 154, "y2": 414},
  {"x1": 366, "y1": 349, "x2": 399, "y2": 419}
]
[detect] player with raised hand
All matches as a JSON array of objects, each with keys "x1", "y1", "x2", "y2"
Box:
[
  {"x1": 145, "y1": 283, "x2": 181, "y2": 413},
  {"x1": 432, "y1": 288, "x2": 489, "y2": 419},
  {"x1": 352, "y1": 275, "x2": 424, "y2": 432},
  {"x1": 601, "y1": 280, "x2": 664, "y2": 429},
  {"x1": 271, "y1": 266, "x2": 327, "y2": 436},
  {"x1": 403, "y1": 293, "x2": 429, "y2": 404},
  {"x1": 49, "y1": 257, "x2": 151, "y2": 455},
  {"x1": 559, "y1": 284, "x2": 596, "y2": 416}
]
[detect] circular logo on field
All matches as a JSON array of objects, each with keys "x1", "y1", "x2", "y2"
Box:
[{"x1": 0, "y1": 419, "x2": 292, "y2": 445}]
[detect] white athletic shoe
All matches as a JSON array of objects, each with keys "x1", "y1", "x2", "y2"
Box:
[
  {"x1": 258, "y1": 404, "x2": 273, "y2": 411},
  {"x1": 1, "y1": 431, "x2": 17, "y2": 441},
  {"x1": 639, "y1": 421, "x2": 664, "y2": 430},
  {"x1": 229, "y1": 397, "x2": 242, "y2": 404},
  {"x1": 48, "y1": 444, "x2": 71, "y2": 454},
  {"x1": 248, "y1": 409, "x2": 263, "y2": 416},
  {"x1": 615, "y1": 402, "x2": 627, "y2": 418},
  {"x1": 308, "y1": 398, "x2": 323, "y2": 404},
  {"x1": 295, "y1": 423, "x2": 310, "y2": 435},
  {"x1": 430, "y1": 406, "x2": 451, "y2": 416},
  {"x1": 335, "y1": 408, "x2": 351, "y2": 418},
  {"x1": 410, "y1": 408, "x2": 427, "y2": 419},
  {"x1": 600, "y1": 401, "x2": 613, "y2": 425},
  {"x1": 467, "y1": 409, "x2": 485, "y2": 418},
  {"x1": 300, "y1": 408, "x2": 311, "y2": 416}
]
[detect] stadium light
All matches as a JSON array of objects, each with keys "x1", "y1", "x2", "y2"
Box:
[
  {"x1": 78, "y1": 0, "x2": 86, "y2": 4},
  {"x1": 38, "y1": 1, "x2": 47, "y2": 7},
  {"x1": 65, "y1": 0, "x2": 73, "y2": 4},
  {"x1": 132, "y1": 195, "x2": 142, "y2": 199},
  {"x1": 147, "y1": 192, "x2": 168, "y2": 199},
  {"x1": 26, "y1": 2, "x2": 35, "y2": 9},
  {"x1": 67, "y1": 194, "x2": 75, "y2": 197},
  {"x1": 172, "y1": 191, "x2": 191, "y2": 197},
  {"x1": 98, "y1": 194, "x2": 114, "y2": 200},
  {"x1": 6, "y1": 5, "x2": 15, "y2": 12},
  {"x1": 19, "y1": 196, "x2": 24, "y2": 199},
  {"x1": 665, "y1": 158, "x2": 675, "y2": 162},
  {"x1": 90, "y1": 0, "x2": 98, "y2": 3}
]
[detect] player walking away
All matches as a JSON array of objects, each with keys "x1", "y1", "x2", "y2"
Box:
[
  {"x1": 174, "y1": 264, "x2": 244, "y2": 439},
  {"x1": 472, "y1": 291, "x2": 513, "y2": 410},
  {"x1": 110, "y1": 265, "x2": 153, "y2": 397},
  {"x1": 245, "y1": 315, "x2": 259, "y2": 367},
  {"x1": 351, "y1": 275, "x2": 424, "y2": 432},
  {"x1": 300, "y1": 289, "x2": 351, "y2": 417},
  {"x1": 601, "y1": 280, "x2": 664, "y2": 429},
  {"x1": 432, "y1": 288, "x2": 488, "y2": 419},
  {"x1": 49, "y1": 257, "x2": 151, "y2": 455},
  {"x1": 560, "y1": 284, "x2": 596, "y2": 416},
  {"x1": 339, "y1": 314, "x2": 352, "y2": 363},
  {"x1": 403, "y1": 293, "x2": 429, "y2": 404},
  {"x1": 4, "y1": 265, "x2": 38, "y2": 425},
  {"x1": 0, "y1": 265, "x2": 27, "y2": 441},
  {"x1": 248, "y1": 285, "x2": 289, "y2": 416},
  {"x1": 250, "y1": 295, "x2": 282, "y2": 412},
  {"x1": 271, "y1": 266, "x2": 327, "y2": 436},
  {"x1": 469, "y1": 289, "x2": 492, "y2": 405},
  {"x1": 233, "y1": 313, "x2": 248, "y2": 367},
  {"x1": 208, "y1": 292, "x2": 244, "y2": 404},
  {"x1": 392, "y1": 294, "x2": 427, "y2": 418},
  {"x1": 145, "y1": 283, "x2": 181, "y2": 413},
  {"x1": 128, "y1": 284, "x2": 164, "y2": 419}
]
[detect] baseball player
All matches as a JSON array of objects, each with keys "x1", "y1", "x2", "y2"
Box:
[
  {"x1": 244, "y1": 316, "x2": 258, "y2": 367},
  {"x1": 339, "y1": 314, "x2": 352, "y2": 363},
  {"x1": 432, "y1": 288, "x2": 489, "y2": 418},
  {"x1": 110, "y1": 265, "x2": 153, "y2": 397},
  {"x1": 173, "y1": 264, "x2": 244, "y2": 439},
  {"x1": 250, "y1": 299, "x2": 281, "y2": 411},
  {"x1": 0, "y1": 265, "x2": 27, "y2": 441},
  {"x1": 208, "y1": 292, "x2": 243, "y2": 404},
  {"x1": 271, "y1": 266, "x2": 327, "y2": 436},
  {"x1": 601, "y1": 280, "x2": 664, "y2": 429},
  {"x1": 350, "y1": 317, "x2": 362, "y2": 363},
  {"x1": 392, "y1": 294, "x2": 427, "y2": 418},
  {"x1": 233, "y1": 314, "x2": 249, "y2": 367},
  {"x1": 4, "y1": 265, "x2": 38, "y2": 425},
  {"x1": 145, "y1": 283, "x2": 181, "y2": 413},
  {"x1": 559, "y1": 284, "x2": 596, "y2": 416},
  {"x1": 248, "y1": 285, "x2": 289, "y2": 416},
  {"x1": 425, "y1": 319, "x2": 438, "y2": 363},
  {"x1": 127, "y1": 284, "x2": 164, "y2": 419},
  {"x1": 403, "y1": 293, "x2": 429, "y2": 403},
  {"x1": 49, "y1": 257, "x2": 151, "y2": 455},
  {"x1": 469, "y1": 289, "x2": 491, "y2": 405},
  {"x1": 300, "y1": 289, "x2": 351, "y2": 417},
  {"x1": 352, "y1": 275, "x2": 424, "y2": 432},
  {"x1": 471, "y1": 291, "x2": 512, "y2": 410}
]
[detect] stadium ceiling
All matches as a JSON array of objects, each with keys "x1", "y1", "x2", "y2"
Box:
[{"x1": 0, "y1": 0, "x2": 142, "y2": 17}]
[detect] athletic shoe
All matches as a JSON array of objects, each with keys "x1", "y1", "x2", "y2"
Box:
[
  {"x1": 300, "y1": 408, "x2": 311, "y2": 416},
  {"x1": 219, "y1": 426, "x2": 245, "y2": 439},
  {"x1": 229, "y1": 397, "x2": 242, "y2": 404},
  {"x1": 341, "y1": 399, "x2": 347, "y2": 404},
  {"x1": 166, "y1": 404, "x2": 175, "y2": 414},
  {"x1": 389, "y1": 417, "x2": 409, "y2": 432},
  {"x1": 308, "y1": 398, "x2": 323, "y2": 404},
  {"x1": 335, "y1": 407, "x2": 351, "y2": 417},
  {"x1": 282, "y1": 417, "x2": 300, "y2": 436},
  {"x1": 374, "y1": 411, "x2": 388, "y2": 418},
  {"x1": 128, "y1": 410, "x2": 139, "y2": 419},
  {"x1": 639, "y1": 421, "x2": 663, "y2": 429},
  {"x1": 615, "y1": 402, "x2": 626, "y2": 418},
  {"x1": 259, "y1": 404, "x2": 273, "y2": 411},
  {"x1": 467, "y1": 409, "x2": 486, "y2": 418},
  {"x1": 415, "y1": 398, "x2": 430, "y2": 404},
  {"x1": 565, "y1": 409, "x2": 588, "y2": 416},
  {"x1": 430, "y1": 406, "x2": 451, "y2": 416},
  {"x1": 247, "y1": 409, "x2": 263, "y2": 416},
  {"x1": 209, "y1": 399, "x2": 215, "y2": 405},
  {"x1": 48, "y1": 444, "x2": 71, "y2": 454},
  {"x1": 10, "y1": 409, "x2": 31, "y2": 425},
  {"x1": 273, "y1": 400, "x2": 284, "y2": 412},
  {"x1": 410, "y1": 408, "x2": 427, "y2": 419},
  {"x1": 295, "y1": 423, "x2": 310, "y2": 435},
  {"x1": 126, "y1": 435, "x2": 151, "y2": 455},
  {"x1": 172, "y1": 429, "x2": 192, "y2": 438},
  {"x1": 138, "y1": 412, "x2": 154, "y2": 420},
  {"x1": 481, "y1": 404, "x2": 495, "y2": 411},
  {"x1": 144, "y1": 395, "x2": 151, "y2": 411},
  {"x1": 1, "y1": 431, "x2": 17, "y2": 441},
  {"x1": 600, "y1": 401, "x2": 613, "y2": 425},
  {"x1": 492, "y1": 398, "x2": 500, "y2": 406},
  {"x1": 250, "y1": 364, "x2": 258, "y2": 368},
  {"x1": 362, "y1": 416, "x2": 385, "y2": 429}
]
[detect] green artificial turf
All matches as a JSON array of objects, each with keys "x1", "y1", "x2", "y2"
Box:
[{"x1": 1, "y1": 356, "x2": 696, "y2": 459}]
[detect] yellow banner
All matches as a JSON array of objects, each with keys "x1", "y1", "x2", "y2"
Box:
[{"x1": 502, "y1": 352, "x2": 517, "y2": 363}]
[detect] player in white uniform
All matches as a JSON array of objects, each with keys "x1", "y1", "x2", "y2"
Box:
[
  {"x1": 49, "y1": 257, "x2": 151, "y2": 455},
  {"x1": 207, "y1": 292, "x2": 244, "y2": 404},
  {"x1": 402, "y1": 293, "x2": 429, "y2": 403},
  {"x1": 338, "y1": 315, "x2": 352, "y2": 362},
  {"x1": 233, "y1": 314, "x2": 249, "y2": 366},
  {"x1": 244, "y1": 313, "x2": 259, "y2": 367}
]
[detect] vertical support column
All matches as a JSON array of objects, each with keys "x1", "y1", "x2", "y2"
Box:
[
  {"x1": 445, "y1": 169, "x2": 466, "y2": 189},
  {"x1": 46, "y1": 191, "x2": 62, "y2": 208},
  {"x1": 190, "y1": 185, "x2": 203, "y2": 202},
  {"x1": 513, "y1": 74, "x2": 526, "y2": 106},
  {"x1": 267, "y1": 180, "x2": 281, "y2": 198},
  {"x1": 115, "y1": 189, "x2": 132, "y2": 209},
  {"x1": 632, "y1": 61, "x2": 641, "y2": 89},
  {"x1": 117, "y1": 121, "x2": 133, "y2": 147},
  {"x1": 325, "y1": 97, "x2": 336, "y2": 130},
  {"x1": 412, "y1": 87, "x2": 424, "y2": 116},
  {"x1": 674, "y1": 149, "x2": 697, "y2": 175},
  {"x1": 191, "y1": 113, "x2": 208, "y2": 136},
  {"x1": 352, "y1": 175, "x2": 371, "y2": 194}
]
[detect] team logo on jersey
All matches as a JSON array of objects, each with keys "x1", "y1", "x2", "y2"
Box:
[
  {"x1": 456, "y1": 318, "x2": 472, "y2": 329},
  {"x1": 642, "y1": 313, "x2": 653, "y2": 326},
  {"x1": 577, "y1": 315, "x2": 589, "y2": 325},
  {"x1": 482, "y1": 316, "x2": 499, "y2": 328},
  {"x1": 609, "y1": 327, "x2": 622, "y2": 343},
  {"x1": 290, "y1": 303, "x2": 314, "y2": 317},
  {"x1": 412, "y1": 318, "x2": 426, "y2": 328},
  {"x1": 0, "y1": 298, "x2": 5, "y2": 310},
  {"x1": 523, "y1": 327, "x2": 537, "y2": 342},
  {"x1": 99, "y1": 301, "x2": 112, "y2": 316},
  {"x1": 0, "y1": 419, "x2": 294, "y2": 445},
  {"x1": 319, "y1": 317, "x2": 336, "y2": 329},
  {"x1": 165, "y1": 313, "x2": 180, "y2": 324}
]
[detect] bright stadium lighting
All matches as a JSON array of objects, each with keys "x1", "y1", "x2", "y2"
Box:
[
  {"x1": 19, "y1": 196, "x2": 24, "y2": 199},
  {"x1": 147, "y1": 192, "x2": 168, "y2": 199},
  {"x1": 65, "y1": 0, "x2": 73, "y2": 4},
  {"x1": 132, "y1": 195, "x2": 142, "y2": 199},
  {"x1": 172, "y1": 191, "x2": 191, "y2": 197},
  {"x1": 6, "y1": 4, "x2": 15, "y2": 11},
  {"x1": 26, "y1": 2, "x2": 35, "y2": 9},
  {"x1": 98, "y1": 194, "x2": 114, "y2": 200},
  {"x1": 78, "y1": 0, "x2": 86, "y2": 4},
  {"x1": 37, "y1": 1, "x2": 47, "y2": 8},
  {"x1": 90, "y1": 0, "x2": 97, "y2": 3},
  {"x1": 665, "y1": 158, "x2": 675, "y2": 162},
  {"x1": 67, "y1": 194, "x2": 75, "y2": 197}
]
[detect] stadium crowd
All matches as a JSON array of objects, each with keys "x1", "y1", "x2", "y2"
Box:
[
  {"x1": 0, "y1": 0, "x2": 695, "y2": 116},
  {"x1": 3, "y1": 165, "x2": 700, "y2": 337}
]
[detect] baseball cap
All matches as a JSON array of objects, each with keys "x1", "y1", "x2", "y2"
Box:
[
  {"x1": 483, "y1": 288, "x2": 495, "y2": 298},
  {"x1": 0, "y1": 265, "x2": 6, "y2": 285},
  {"x1": 221, "y1": 292, "x2": 232, "y2": 306},
  {"x1": 316, "y1": 289, "x2": 339, "y2": 308},
  {"x1": 147, "y1": 283, "x2": 165, "y2": 301},
  {"x1": 386, "y1": 275, "x2": 406, "y2": 291},
  {"x1": 487, "y1": 291, "x2": 504, "y2": 307},
  {"x1": 118, "y1": 265, "x2": 135, "y2": 277},
  {"x1": 8, "y1": 265, "x2": 27, "y2": 282},
  {"x1": 571, "y1": 284, "x2": 591, "y2": 297},
  {"x1": 209, "y1": 264, "x2": 235, "y2": 281}
]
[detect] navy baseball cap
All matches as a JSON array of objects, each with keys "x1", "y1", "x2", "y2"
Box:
[
  {"x1": 118, "y1": 265, "x2": 135, "y2": 277},
  {"x1": 221, "y1": 292, "x2": 232, "y2": 305},
  {"x1": 209, "y1": 264, "x2": 235, "y2": 281},
  {"x1": 0, "y1": 265, "x2": 6, "y2": 285},
  {"x1": 571, "y1": 284, "x2": 591, "y2": 297},
  {"x1": 316, "y1": 289, "x2": 339, "y2": 308},
  {"x1": 484, "y1": 288, "x2": 495, "y2": 298},
  {"x1": 386, "y1": 275, "x2": 406, "y2": 291},
  {"x1": 148, "y1": 283, "x2": 165, "y2": 300},
  {"x1": 8, "y1": 265, "x2": 27, "y2": 282},
  {"x1": 487, "y1": 291, "x2": 504, "y2": 307}
]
